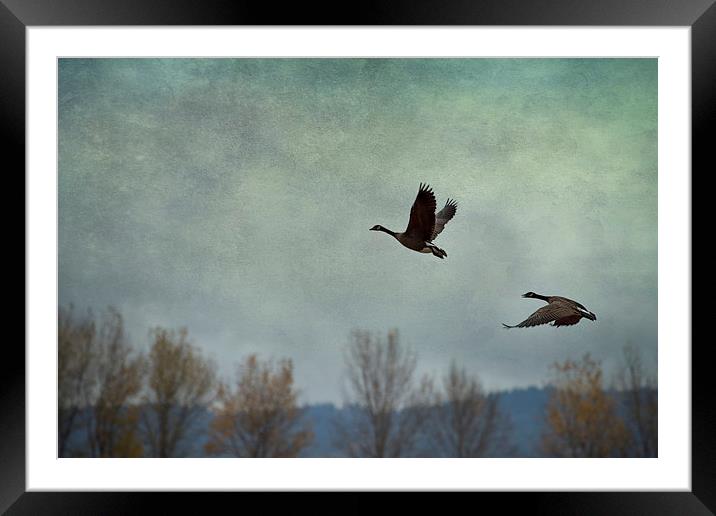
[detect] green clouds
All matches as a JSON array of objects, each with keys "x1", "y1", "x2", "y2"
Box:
[{"x1": 59, "y1": 58, "x2": 657, "y2": 401}]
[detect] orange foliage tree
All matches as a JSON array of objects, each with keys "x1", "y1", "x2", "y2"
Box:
[
  {"x1": 205, "y1": 354, "x2": 313, "y2": 457},
  {"x1": 141, "y1": 327, "x2": 217, "y2": 457},
  {"x1": 58, "y1": 305, "x2": 96, "y2": 457},
  {"x1": 541, "y1": 353, "x2": 630, "y2": 457},
  {"x1": 84, "y1": 308, "x2": 146, "y2": 457}
]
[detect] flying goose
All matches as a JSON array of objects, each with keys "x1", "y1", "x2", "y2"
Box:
[
  {"x1": 370, "y1": 183, "x2": 457, "y2": 259},
  {"x1": 502, "y1": 292, "x2": 597, "y2": 328}
]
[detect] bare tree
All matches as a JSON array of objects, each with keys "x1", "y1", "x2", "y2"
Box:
[
  {"x1": 141, "y1": 327, "x2": 217, "y2": 457},
  {"x1": 205, "y1": 354, "x2": 313, "y2": 457},
  {"x1": 541, "y1": 353, "x2": 631, "y2": 458},
  {"x1": 85, "y1": 308, "x2": 146, "y2": 457},
  {"x1": 337, "y1": 329, "x2": 433, "y2": 457},
  {"x1": 616, "y1": 344, "x2": 658, "y2": 457},
  {"x1": 427, "y1": 361, "x2": 513, "y2": 457},
  {"x1": 58, "y1": 305, "x2": 96, "y2": 457}
]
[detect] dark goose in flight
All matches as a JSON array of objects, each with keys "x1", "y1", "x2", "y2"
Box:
[
  {"x1": 503, "y1": 292, "x2": 597, "y2": 328},
  {"x1": 370, "y1": 183, "x2": 457, "y2": 259}
]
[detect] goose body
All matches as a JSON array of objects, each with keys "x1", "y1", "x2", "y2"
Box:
[
  {"x1": 503, "y1": 292, "x2": 596, "y2": 328},
  {"x1": 371, "y1": 183, "x2": 457, "y2": 259}
]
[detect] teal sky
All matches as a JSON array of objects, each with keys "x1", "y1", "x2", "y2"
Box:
[{"x1": 58, "y1": 59, "x2": 657, "y2": 403}]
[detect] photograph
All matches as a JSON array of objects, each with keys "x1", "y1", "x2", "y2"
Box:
[
  {"x1": 5, "y1": 4, "x2": 705, "y2": 508},
  {"x1": 57, "y1": 57, "x2": 658, "y2": 460}
]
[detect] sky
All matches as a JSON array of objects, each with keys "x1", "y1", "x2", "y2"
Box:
[{"x1": 58, "y1": 58, "x2": 658, "y2": 404}]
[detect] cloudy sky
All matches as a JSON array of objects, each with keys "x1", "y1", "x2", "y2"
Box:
[{"x1": 58, "y1": 58, "x2": 657, "y2": 403}]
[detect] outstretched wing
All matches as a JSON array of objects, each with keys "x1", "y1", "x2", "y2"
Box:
[
  {"x1": 431, "y1": 199, "x2": 457, "y2": 241},
  {"x1": 503, "y1": 304, "x2": 576, "y2": 329},
  {"x1": 404, "y1": 183, "x2": 436, "y2": 241}
]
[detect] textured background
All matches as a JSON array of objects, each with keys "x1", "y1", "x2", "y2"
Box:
[{"x1": 58, "y1": 58, "x2": 657, "y2": 402}]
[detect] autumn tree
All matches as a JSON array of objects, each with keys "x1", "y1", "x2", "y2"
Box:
[
  {"x1": 141, "y1": 327, "x2": 217, "y2": 457},
  {"x1": 58, "y1": 305, "x2": 96, "y2": 457},
  {"x1": 541, "y1": 353, "x2": 630, "y2": 458},
  {"x1": 205, "y1": 354, "x2": 312, "y2": 457},
  {"x1": 84, "y1": 307, "x2": 146, "y2": 457},
  {"x1": 616, "y1": 344, "x2": 657, "y2": 457},
  {"x1": 426, "y1": 361, "x2": 513, "y2": 457},
  {"x1": 337, "y1": 329, "x2": 433, "y2": 458}
]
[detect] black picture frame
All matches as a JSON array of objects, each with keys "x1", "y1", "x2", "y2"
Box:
[{"x1": 5, "y1": 0, "x2": 708, "y2": 513}]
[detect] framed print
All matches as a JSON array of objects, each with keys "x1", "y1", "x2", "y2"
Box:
[{"x1": 6, "y1": 0, "x2": 709, "y2": 513}]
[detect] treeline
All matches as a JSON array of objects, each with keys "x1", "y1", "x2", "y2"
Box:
[
  {"x1": 58, "y1": 305, "x2": 657, "y2": 458},
  {"x1": 59, "y1": 306, "x2": 310, "y2": 458}
]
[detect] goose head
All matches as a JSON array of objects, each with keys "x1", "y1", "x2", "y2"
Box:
[
  {"x1": 522, "y1": 291, "x2": 551, "y2": 302},
  {"x1": 370, "y1": 224, "x2": 398, "y2": 238}
]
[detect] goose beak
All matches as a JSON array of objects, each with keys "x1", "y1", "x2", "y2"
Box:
[{"x1": 588, "y1": 312, "x2": 597, "y2": 321}]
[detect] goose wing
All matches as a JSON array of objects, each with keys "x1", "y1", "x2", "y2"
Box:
[
  {"x1": 551, "y1": 296, "x2": 594, "y2": 318},
  {"x1": 404, "y1": 183, "x2": 437, "y2": 241},
  {"x1": 503, "y1": 304, "x2": 577, "y2": 329},
  {"x1": 431, "y1": 199, "x2": 457, "y2": 241}
]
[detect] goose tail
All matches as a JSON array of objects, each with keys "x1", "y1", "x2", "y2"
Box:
[{"x1": 429, "y1": 244, "x2": 447, "y2": 259}]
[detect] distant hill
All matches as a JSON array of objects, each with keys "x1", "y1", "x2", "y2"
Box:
[
  {"x1": 497, "y1": 386, "x2": 551, "y2": 457},
  {"x1": 299, "y1": 386, "x2": 551, "y2": 457},
  {"x1": 299, "y1": 403, "x2": 346, "y2": 457}
]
